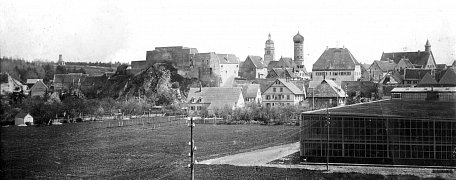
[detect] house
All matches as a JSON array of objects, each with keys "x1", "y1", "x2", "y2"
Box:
[
  {"x1": 15, "y1": 113, "x2": 33, "y2": 126},
  {"x1": 394, "y1": 58, "x2": 414, "y2": 72},
  {"x1": 239, "y1": 55, "x2": 267, "y2": 80},
  {"x1": 437, "y1": 68, "x2": 456, "y2": 86},
  {"x1": 236, "y1": 84, "x2": 262, "y2": 104},
  {"x1": 26, "y1": 79, "x2": 44, "y2": 89},
  {"x1": 186, "y1": 87, "x2": 244, "y2": 115},
  {"x1": 380, "y1": 40, "x2": 436, "y2": 69},
  {"x1": 218, "y1": 54, "x2": 240, "y2": 87},
  {"x1": 0, "y1": 72, "x2": 24, "y2": 95},
  {"x1": 53, "y1": 73, "x2": 88, "y2": 91},
  {"x1": 268, "y1": 57, "x2": 296, "y2": 70},
  {"x1": 29, "y1": 80, "x2": 48, "y2": 97},
  {"x1": 307, "y1": 79, "x2": 347, "y2": 108},
  {"x1": 312, "y1": 47, "x2": 362, "y2": 86},
  {"x1": 262, "y1": 78, "x2": 306, "y2": 107},
  {"x1": 402, "y1": 68, "x2": 431, "y2": 86},
  {"x1": 368, "y1": 60, "x2": 396, "y2": 82},
  {"x1": 266, "y1": 68, "x2": 300, "y2": 80},
  {"x1": 377, "y1": 72, "x2": 403, "y2": 98},
  {"x1": 416, "y1": 72, "x2": 438, "y2": 87}
]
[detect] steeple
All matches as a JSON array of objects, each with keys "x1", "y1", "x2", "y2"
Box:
[
  {"x1": 425, "y1": 39, "x2": 431, "y2": 52},
  {"x1": 264, "y1": 33, "x2": 275, "y2": 65}
]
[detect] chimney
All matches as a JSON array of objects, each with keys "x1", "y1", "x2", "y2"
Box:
[
  {"x1": 59, "y1": 54, "x2": 62, "y2": 61},
  {"x1": 199, "y1": 82, "x2": 202, "y2": 92}
]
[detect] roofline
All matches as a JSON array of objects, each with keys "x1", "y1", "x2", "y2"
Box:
[{"x1": 302, "y1": 99, "x2": 391, "y2": 114}]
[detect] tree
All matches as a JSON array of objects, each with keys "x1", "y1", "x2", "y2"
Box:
[{"x1": 55, "y1": 65, "x2": 67, "y2": 74}]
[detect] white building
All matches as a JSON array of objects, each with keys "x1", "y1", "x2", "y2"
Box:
[{"x1": 312, "y1": 47, "x2": 362, "y2": 86}]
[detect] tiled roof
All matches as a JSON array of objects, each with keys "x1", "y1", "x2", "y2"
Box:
[
  {"x1": 380, "y1": 51, "x2": 434, "y2": 67},
  {"x1": 237, "y1": 84, "x2": 260, "y2": 99},
  {"x1": 313, "y1": 48, "x2": 360, "y2": 71},
  {"x1": 436, "y1": 64, "x2": 447, "y2": 69},
  {"x1": 438, "y1": 68, "x2": 456, "y2": 85},
  {"x1": 53, "y1": 73, "x2": 88, "y2": 84},
  {"x1": 218, "y1": 54, "x2": 240, "y2": 64},
  {"x1": 373, "y1": 60, "x2": 396, "y2": 72},
  {"x1": 187, "y1": 87, "x2": 243, "y2": 110},
  {"x1": 380, "y1": 72, "x2": 403, "y2": 84},
  {"x1": 276, "y1": 79, "x2": 305, "y2": 95},
  {"x1": 396, "y1": 58, "x2": 414, "y2": 69},
  {"x1": 15, "y1": 112, "x2": 30, "y2": 119},
  {"x1": 310, "y1": 79, "x2": 346, "y2": 98},
  {"x1": 30, "y1": 80, "x2": 48, "y2": 91},
  {"x1": 246, "y1": 55, "x2": 265, "y2": 69},
  {"x1": 417, "y1": 72, "x2": 438, "y2": 85},
  {"x1": 403, "y1": 69, "x2": 431, "y2": 80},
  {"x1": 267, "y1": 68, "x2": 298, "y2": 79},
  {"x1": 267, "y1": 61, "x2": 279, "y2": 69},
  {"x1": 26, "y1": 79, "x2": 43, "y2": 84}
]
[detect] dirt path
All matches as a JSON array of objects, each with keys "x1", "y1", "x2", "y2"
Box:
[
  {"x1": 198, "y1": 142, "x2": 299, "y2": 166},
  {"x1": 198, "y1": 142, "x2": 456, "y2": 179}
]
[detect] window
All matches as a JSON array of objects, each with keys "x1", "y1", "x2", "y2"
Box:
[
  {"x1": 190, "y1": 106, "x2": 195, "y2": 110},
  {"x1": 266, "y1": 95, "x2": 270, "y2": 100},
  {"x1": 273, "y1": 88, "x2": 276, "y2": 92},
  {"x1": 280, "y1": 87, "x2": 283, "y2": 92},
  {"x1": 287, "y1": 95, "x2": 290, "y2": 100},
  {"x1": 197, "y1": 106, "x2": 202, "y2": 110},
  {"x1": 392, "y1": 93, "x2": 401, "y2": 99}
]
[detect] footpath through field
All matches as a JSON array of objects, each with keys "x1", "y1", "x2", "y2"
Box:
[
  {"x1": 198, "y1": 142, "x2": 299, "y2": 166},
  {"x1": 198, "y1": 142, "x2": 456, "y2": 179}
]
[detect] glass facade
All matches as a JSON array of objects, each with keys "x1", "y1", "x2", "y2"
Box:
[{"x1": 301, "y1": 114, "x2": 456, "y2": 166}]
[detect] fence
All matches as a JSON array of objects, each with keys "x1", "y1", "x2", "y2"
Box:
[{"x1": 85, "y1": 115, "x2": 188, "y2": 129}]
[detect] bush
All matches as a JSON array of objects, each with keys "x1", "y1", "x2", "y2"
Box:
[{"x1": 76, "y1": 118, "x2": 83, "y2": 122}]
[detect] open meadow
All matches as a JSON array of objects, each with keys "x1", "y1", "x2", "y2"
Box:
[
  {"x1": 1, "y1": 119, "x2": 301, "y2": 179},
  {"x1": 1, "y1": 119, "x2": 437, "y2": 179}
]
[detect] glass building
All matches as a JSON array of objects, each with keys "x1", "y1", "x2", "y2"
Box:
[{"x1": 300, "y1": 100, "x2": 456, "y2": 166}]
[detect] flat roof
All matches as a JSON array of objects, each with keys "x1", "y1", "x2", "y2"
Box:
[
  {"x1": 391, "y1": 87, "x2": 456, "y2": 93},
  {"x1": 303, "y1": 99, "x2": 456, "y2": 119}
]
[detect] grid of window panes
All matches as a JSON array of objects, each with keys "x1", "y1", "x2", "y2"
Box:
[{"x1": 301, "y1": 114, "x2": 456, "y2": 165}]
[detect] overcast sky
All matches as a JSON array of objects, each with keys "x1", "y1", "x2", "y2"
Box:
[{"x1": 1, "y1": 0, "x2": 455, "y2": 72}]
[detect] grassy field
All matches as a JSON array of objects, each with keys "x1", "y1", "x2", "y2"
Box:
[
  {"x1": 1, "y1": 120, "x2": 300, "y2": 179},
  {"x1": 1, "y1": 120, "x2": 432, "y2": 179}
]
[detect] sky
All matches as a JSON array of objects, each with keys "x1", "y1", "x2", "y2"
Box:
[{"x1": 1, "y1": 0, "x2": 456, "y2": 72}]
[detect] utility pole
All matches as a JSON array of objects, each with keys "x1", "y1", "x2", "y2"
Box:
[
  {"x1": 187, "y1": 117, "x2": 196, "y2": 180},
  {"x1": 326, "y1": 107, "x2": 330, "y2": 171},
  {"x1": 312, "y1": 88, "x2": 315, "y2": 110}
]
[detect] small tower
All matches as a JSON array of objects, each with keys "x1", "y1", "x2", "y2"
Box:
[
  {"x1": 264, "y1": 33, "x2": 275, "y2": 65},
  {"x1": 293, "y1": 32, "x2": 306, "y2": 73},
  {"x1": 293, "y1": 31, "x2": 304, "y2": 64},
  {"x1": 57, "y1": 54, "x2": 65, "y2": 66},
  {"x1": 425, "y1": 39, "x2": 431, "y2": 52}
]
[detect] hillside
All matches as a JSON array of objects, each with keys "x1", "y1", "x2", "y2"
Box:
[{"x1": 96, "y1": 62, "x2": 199, "y2": 106}]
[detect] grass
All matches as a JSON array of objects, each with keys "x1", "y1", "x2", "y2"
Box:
[
  {"x1": 1, "y1": 120, "x2": 440, "y2": 179},
  {"x1": 1, "y1": 120, "x2": 299, "y2": 179}
]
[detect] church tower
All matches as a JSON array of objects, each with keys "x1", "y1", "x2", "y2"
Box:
[
  {"x1": 293, "y1": 32, "x2": 306, "y2": 73},
  {"x1": 264, "y1": 33, "x2": 275, "y2": 65},
  {"x1": 425, "y1": 39, "x2": 431, "y2": 52}
]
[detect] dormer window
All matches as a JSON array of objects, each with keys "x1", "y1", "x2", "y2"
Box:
[
  {"x1": 197, "y1": 97, "x2": 202, "y2": 103},
  {"x1": 191, "y1": 97, "x2": 195, "y2": 103}
]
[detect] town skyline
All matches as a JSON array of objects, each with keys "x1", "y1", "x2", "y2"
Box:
[{"x1": 1, "y1": 0, "x2": 456, "y2": 72}]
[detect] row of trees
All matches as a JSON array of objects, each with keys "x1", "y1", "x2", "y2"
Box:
[{"x1": 196, "y1": 103, "x2": 309, "y2": 124}]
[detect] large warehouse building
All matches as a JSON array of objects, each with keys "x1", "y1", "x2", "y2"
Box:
[{"x1": 300, "y1": 99, "x2": 456, "y2": 166}]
